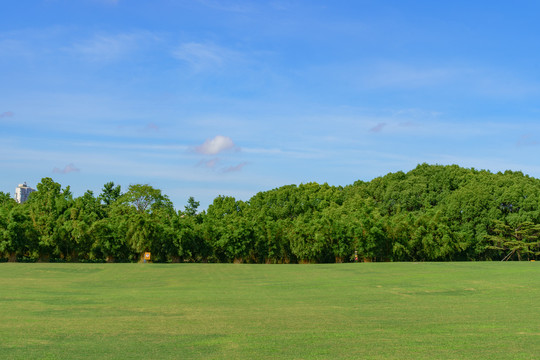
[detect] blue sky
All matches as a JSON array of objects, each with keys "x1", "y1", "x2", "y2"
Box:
[{"x1": 2, "y1": 0, "x2": 540, "y2": 210}]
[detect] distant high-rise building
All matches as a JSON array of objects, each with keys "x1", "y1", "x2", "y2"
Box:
[{"x1": 15, "y1": 182, "x2": 36, "y2": 203}]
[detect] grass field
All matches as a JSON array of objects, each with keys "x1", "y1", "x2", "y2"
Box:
[{"x1": 0, "y1": 263, "x2": 538, "y2": 359}]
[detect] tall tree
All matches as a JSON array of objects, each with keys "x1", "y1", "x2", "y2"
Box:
[
  {"x1": 184, "y1": 196, "x2": 200, "y2": 217},
  {"x1": 119, "y1": 184, "x2": 173, "y2": 214},
  {"x1": 26, "y1": 178, "x2": 73, "y2": 261},
  {"x1": 99, "y1": 182, "x2": 122, "y2": 207}
]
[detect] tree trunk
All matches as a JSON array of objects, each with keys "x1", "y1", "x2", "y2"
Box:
[{"x1": 8, "y1": 253, "x2": 17, "y2": 262}]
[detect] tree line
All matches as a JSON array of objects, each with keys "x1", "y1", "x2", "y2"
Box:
[{"x1": 1, "y1": 164, "x2": 539, "y2": 263}]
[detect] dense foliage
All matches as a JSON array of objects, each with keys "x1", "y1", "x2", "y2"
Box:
[{"x1": 2, "y1": 164, "x2": 539, "y2": 262}]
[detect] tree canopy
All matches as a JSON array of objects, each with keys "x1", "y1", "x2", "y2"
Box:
[{"x1": 2, "y1": 164, "x2": 540, "y2": 263}]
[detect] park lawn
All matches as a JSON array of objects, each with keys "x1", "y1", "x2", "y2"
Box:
[{"x1": 0, "y1": 262, "x2": 538, "y2": 359}]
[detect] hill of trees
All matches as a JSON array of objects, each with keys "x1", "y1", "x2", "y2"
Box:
[{"x1": 1, "y1": 164, "x2": 539, "y2": 263}]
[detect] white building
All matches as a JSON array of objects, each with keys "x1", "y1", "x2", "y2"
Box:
[{"x1": 15, "y1": 182, "x2": 36, "y2": 203}]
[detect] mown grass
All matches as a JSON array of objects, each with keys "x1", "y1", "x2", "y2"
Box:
[{"x1": 0, "y1": 262, "x2": 538, "y2": 359}]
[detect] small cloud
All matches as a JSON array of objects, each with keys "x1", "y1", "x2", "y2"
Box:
[
  {"x1": 517, "y1": 135, "x2": 539, "y2": 147},
  {"x1": 370, "y1": 123, "x2": 387, "y2": 133},
  {"x1": 195, "y1": 135, "x2": 237, "y2": 155},
  {"x1": 172, "y1": 42, "x2": 240, "y2": 71},
  {"x1": 398, "y1": 121, "x2": 416, "y2": 127},
  {"x1": 146, "y1": 122, "x2": 159, "y2": 131},
  {"x1": 73, "y1": 35, "x2": 130, "y2": 62},
  {"x1": 197, "y1": 158, "x2": 220, "y2": 169},
  {"x1": 0, "y1": 111, "x2": 14, "y2": 118},
  {"x1": 71, "y1": 32, "x2": 156, "y2": 63},
  {"x1": 53, "y1": 163, "x2": 81, "y2": 174},
  {"x1": 223, "y1": 162, "x2": 247, "y2": 173}
]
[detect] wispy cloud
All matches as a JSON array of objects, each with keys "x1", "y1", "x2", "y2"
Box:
[
  {"x1": 392, "y1": 108, "x2": 443, "y2": 118},
  {"x1": 53, "y1": 163, "x2": 81, "y2": 174},
  {"x1": 196, "y1": 158, "x2": 247, "y2": 173},
  {"x1": 197, "y1": 158, "x2": 220, "y2": 169},
  {"x1": 360, "y1": 61, "x2": 539, "y2": 98},
  {"x1": 517, "y1": 134, "x2": 539, "y2": 147},
  {"x1": 74, "y1": 141, "x2": 189, "y2": 152},
  {"x1": 92, "y1": 0, "x2": 120, "y2": 4},
  {"x1": 364, "y1": 62, "x2": 462, "y2": 89},
  {"x1": 71, "y1": 32, "x2": 156, "y2": 63},
  {"x1": 0, "y1": 38, "x2": 31, "y2": 59},
  {"x1": 196, "y1": 0, "x2": 254, "y2": 13},
  {"x1": 223, "y1": 162, "x2": 247, "y2": 173},
  {"x1": 0, "y1": 111, "x2": 14, "y2": 118},
  {"x1": 370, "y1": 122, "x2": 387, "y2": 133},
  {"x1": 146, "y1": 122, "x2": 159, "y2": 131},
  {"x1": 0, "y1": 27, "x2": 65, "y2": 60},
  {"x1": 269, "y1": 1, "x2": 293, "y2": 11},
  {"x1": 195, "y1": 135, "x2": 237, "y2": 155},
  {"x1": 468, "y1": 70, "x2": 540, "y2": 98},
  {"x1": 398, "y1": 121, "x2": 416, "y2": 127},
  {"x1": 172, "y1": 42, "x2": 240, "y2": 71}
]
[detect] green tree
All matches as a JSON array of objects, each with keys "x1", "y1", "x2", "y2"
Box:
[
  {"x1": 184, "y1": 196, "x2": 200, "y2": 217},
  {"x1": 119, "y1": 184, "x2": 173, "y2": 214},
  {"x1": 113, "y1": 184, "x2": 175, "y2": 261},
  {"x1": 202, "y1": 196, "x2": 256, "y2": 262},
  {"x1": 99, "y1": 182, "x2": 122, "y2": 207},
  {"x1": 487, "y1": 220, "x2": 540, "y2": 261},
  {"x1": 62, "y1": 191, "x2": 106, "y2": 261},
  {"x1": 0, "y1": 191, "x2": 16, "y2": 208},
  {"x1": 0, "y1": 206, "x2": 38, "y2": 261},
  {"x1": 26, "y1": 178, "x2": 73, "y2": 261}
]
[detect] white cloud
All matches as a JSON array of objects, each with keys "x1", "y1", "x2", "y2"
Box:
[
  {"x1": 71, "y1": 32, "x2": 157, "y2": 63},
  {"x1": 172, "y1": 42, "x2": 240, "y2": 71},
  {"x1": 195, "y1": 135, "x2": 237, "y2": 155}
]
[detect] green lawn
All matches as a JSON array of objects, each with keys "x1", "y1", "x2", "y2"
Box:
[{"x1": 0, "y1": 263, "x2": 538, "y2": 359}]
